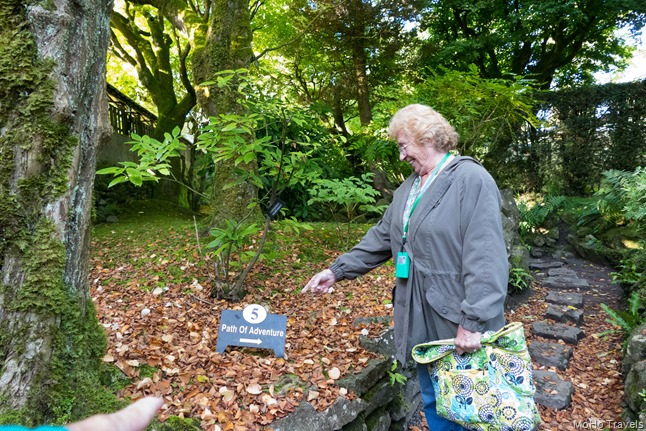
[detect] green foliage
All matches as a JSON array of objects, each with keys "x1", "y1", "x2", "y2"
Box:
[
  {"x1": 508, "y1": 267, "x2": 533, "y2": 294},
  {"x1": 532, "y1": 82, "x2": 646, "y2": 195},
  {"x1": 96, "y1": 127, "x2": 186, "y2": 187},
  {"x1": 388, "y1": 360, "x2": 407, "y2": 387},
  {"x1": 417, "y1": 0, "x2": 644, "y2": 88},
  {"x1": 308, "y1": 173, "x2": 385, "y2": 220},
  {"x1": 591, "y1": 168, "x2": 646, "y2": 291},
  {"x1": 308, "y1": 173, "x2": 387, "y2": 248},
  {"x1": 414, "y1": 68, "x2": 539, "y2": 161},
  {"x1": 517, "y1": 195, "x2": 566, "y2": 237},
  {"x1": 611, "y1": 258, "x2": 644, "y2": 288},
  {"x1": 599, "y1": 292, "x2": 644, "y2": 342}
]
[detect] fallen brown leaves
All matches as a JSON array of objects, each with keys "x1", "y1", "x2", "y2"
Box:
[
  {"x1": 90, "y1": 225, "x2": 393, "y2": 430},
  {"x1": 91, "y1": 223, "x2": 627, "y2": 431}
]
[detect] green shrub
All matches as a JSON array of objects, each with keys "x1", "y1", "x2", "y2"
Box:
[{"x1": 308, "y1": 173, "x2": 387, "y2": 247}]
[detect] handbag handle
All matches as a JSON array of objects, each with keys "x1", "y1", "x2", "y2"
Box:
[{"x1": 412, "y1": 322, "x2": 527, "y2": 364}]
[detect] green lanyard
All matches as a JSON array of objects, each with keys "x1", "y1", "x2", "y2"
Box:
[{"x1": 402, "y1": 152, "x2": 451, "y2": 245}]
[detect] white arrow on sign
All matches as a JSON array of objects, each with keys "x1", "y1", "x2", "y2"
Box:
[{"x1": 240, "y1": 338, "x2": 262, "y2": 345}]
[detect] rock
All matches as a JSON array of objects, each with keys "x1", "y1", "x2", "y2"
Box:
[
  {"x1": 337, "y1": 357, "x2": 391, "y2": 397},
  {"x1": 542, "y1": 276, "x2": 590, "y2": 290},
  {"x1": 500, "y1": 188, "x2": 530, "y2": 272},
  {"x1": 534, "y1": 370, "x2": 573, "y2": 410},
  {"x1": 623, "y1": 324, "x2": 646, "y2": 375},
  {"x1": 529, "y1": 260, "x2": 564, "y2": 270},
  {"x1": 500, "y1": 188, "x2": 521, "y2": 256},
  {"x1": 550, "y1": 249, "x2": 575, "y2": 262},
  {"x1": 365, "y1": 407, "x2": 391, "y2": 431},
  {"x1": 624, "y1": 360, "x2": 646, "y2": 416},
  {"x1": 342, "y1": 416, "x2": 368, "y2": 431},
  {"x1": 388, "y1": 368, "x2": 421, "y2": 422},
  {"x1": 545, "y1": 291, "x2": 584, "y2": 308},
  {"x1": 532, "y1": 322, "x2": 584, "y2": 345},
  {"x1": 106, "y1": 215, "x2": 119, "y2": 223},
  {"x1": 530, "y1": 249, "x2": 544, "y2": 258},
  {"x1": 545, "y1": 304, "x2": 584, "y2": 326},
  {"x1": 359, "y1": 327, "x2": 395, "y2": 357},
  {"x1": 271, "y1": 396, "x2": 369, "y2": 431},
  {"x1": 547, "y1": 268, "x2": 578, "y2": 278},
  {"x1": 529, "y1": 342, "x2": 573, "y2": 370},
  {"x1": 359, "y1": 378, "x2": 397, "y2": 417}
]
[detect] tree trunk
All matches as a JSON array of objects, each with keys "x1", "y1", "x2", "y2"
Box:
[
  {"x1": 192, "y1": 0, "x2": 260, "y2": 227},
  {"x1": 353, "y1": 45, "x2": 372, "y2": 126},
  {"x1": 0, "y1": 0, "x2": 115, "y2": 423}
]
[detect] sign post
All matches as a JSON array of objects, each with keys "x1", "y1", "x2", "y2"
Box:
[{"x1": 215, "y1": 304, "x2": 287, "y2": 358}]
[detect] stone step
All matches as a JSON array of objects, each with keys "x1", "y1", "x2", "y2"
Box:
[
  {"x1": 529, "y1": 260, "x2": 564, "y2": 270},
  {"x1": 529, "y1": 342, "x2": 573, "y2": 370},
  {"x1": 545, "y1": 291, "x2": 584, "y2": 308},
  {"x1": 547, "y1": 268, "x2": 578, "y2": 278},
  {"x1": 532, "y1": 321, "x2": 585, "y2": 345},
  {"x1": 542, "y1": 276, "x2": 590, "y2": 290},
  {"x1": 545, "y1": 304, "x2": 584, "y2": 326},
  {"x1": 533, "y1": 370, "x2": 573, "y2": 410}
]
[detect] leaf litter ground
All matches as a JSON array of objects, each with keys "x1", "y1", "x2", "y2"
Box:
[{"x1": 90, "y1": 210, "x2": 627, "y2": 430}]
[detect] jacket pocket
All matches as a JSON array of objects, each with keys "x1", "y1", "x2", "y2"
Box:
[{"x1": 425, "y1": 283, "x2": 463, "y2": 325}]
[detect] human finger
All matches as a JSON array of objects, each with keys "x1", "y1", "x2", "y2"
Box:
[
  {"x1": 302, "y1": 274, "x2": 320, "y2": 293},
  {"x1": 66, "y1": 397, "x2": 164, "y2": 431}
]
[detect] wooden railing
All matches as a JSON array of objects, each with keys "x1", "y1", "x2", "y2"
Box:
[{"x1": 106, "y1": 84, "x2": 156, "y2": 137}]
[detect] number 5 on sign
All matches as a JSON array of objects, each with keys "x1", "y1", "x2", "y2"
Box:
[
  {"x1": 243, "y1": 304, "x2": 267, "y2": 324},
  {"x1": 215, "y1": 304, "x2": 287, "y2": 358}
]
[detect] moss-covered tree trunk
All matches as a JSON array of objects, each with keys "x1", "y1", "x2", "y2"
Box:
[
  {"x1": 0, "y1": 0, "x2": 116, "y2": 424},
  {"x1": 192, "y1": 0, "x2": 260, "y2": 227}
]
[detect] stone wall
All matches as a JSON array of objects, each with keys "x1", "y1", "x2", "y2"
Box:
[
  {"x1": 268, "y1": 327, "x2": 422, "y2": 431},
  {"x1": 623, "y1": 323, "x2": 646, "y2": 423}
]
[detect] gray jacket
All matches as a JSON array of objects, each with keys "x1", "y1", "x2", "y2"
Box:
[{"x1": 329, "y1": 156, "x2": 508, "y2": 363}]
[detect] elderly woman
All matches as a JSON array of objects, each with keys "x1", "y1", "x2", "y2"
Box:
[{"x1": 303, "y1": 104, "x2": 508, "y2": 430}]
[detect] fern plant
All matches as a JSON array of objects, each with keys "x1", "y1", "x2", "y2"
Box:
[
  {"x1": 599, "y1": 292, "x2": 644, "y2": 342},
  {"x1": 508, "y1": 267, "x2": 533, "y2": 293},
  {"x1": 518, "y1": 194, "x2": 566, "y2": 236}
]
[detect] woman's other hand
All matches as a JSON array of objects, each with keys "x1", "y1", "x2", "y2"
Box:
[
  {"x1": 454, "y1": 325, "x2": 482, "y2": 355},
  {"x1": 302, "y1": 269, "x2": 336, "y2": 294}
]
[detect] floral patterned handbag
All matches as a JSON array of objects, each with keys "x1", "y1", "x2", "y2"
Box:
[{"x1": 412, "y1": 322, "x2": 541, "y2": 430}]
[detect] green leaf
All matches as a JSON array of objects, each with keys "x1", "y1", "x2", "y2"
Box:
[
  {"x1": 96, "y1": 167, "x2": 121, "y2": 175},
  {"x1": 243, "y1": 152, "x2": 255, "y2": 164},
  {"x1": 108, "y1": 176, "x2": 129, "y2": 188},
  {"x1": 126, "y1": 168, "x2": 143, "y2": 187}
]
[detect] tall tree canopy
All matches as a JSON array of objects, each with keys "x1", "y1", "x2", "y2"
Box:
[
  {"x1": 282, "y1": 0, "x2": 420, "y2": 130},
  {"x1": 417, "y1": 0, "x2": 646, "y2": 88},
  {"x1": 110, "y1": 0, "x2": 196, "y2": 139}
]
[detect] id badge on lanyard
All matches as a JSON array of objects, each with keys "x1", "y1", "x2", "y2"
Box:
[{"x1": 395, "y1": 251, "x2": 410, "y2": 278}]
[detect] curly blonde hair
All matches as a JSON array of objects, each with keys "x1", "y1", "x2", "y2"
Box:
[{"x1": 387, "y1": 104, "x2": 458, "y2": 153}]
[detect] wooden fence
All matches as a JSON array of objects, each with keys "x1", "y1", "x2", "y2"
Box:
[{"x1": 106, "y1": 84, "x2": 156, "y2": 137}]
